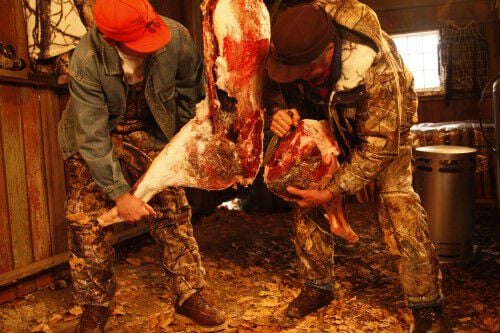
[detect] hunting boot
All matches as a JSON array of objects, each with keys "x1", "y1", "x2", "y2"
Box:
[
  {"x1": 77, "y1": 305, "x2": 110, "y2": 333},
  {"x1": 286, "y1": 285, "x2": 334, "y2": 318},
  {"x1": 174, "y1": 291, "x2": 227, "y2": 332},
  {"x1": 412, "y1": 306, "x2": 452, "y2": 333}
]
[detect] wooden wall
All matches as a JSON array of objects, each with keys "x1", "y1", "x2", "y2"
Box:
[
  {"x1": 0, "y1": 0, "x2": 207, "y2": 294},
  {"x1": 0, "y1": 79, "x2": 67, "y2": 274},
  {"x1": 363, "y1": 0, "x2": 499, "y2": 123},
  {"x1": 150, "y1": 0, "x2": 203, "y2": 47}
]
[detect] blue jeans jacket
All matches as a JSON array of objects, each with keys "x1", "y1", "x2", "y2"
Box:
[{"x1": 58, "y1": 17, "x2": 205, "y2": 200}]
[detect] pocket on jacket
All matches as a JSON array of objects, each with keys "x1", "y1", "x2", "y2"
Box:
[{"x1": 58, "y1": 106, "x2": 78, "y2": 158}]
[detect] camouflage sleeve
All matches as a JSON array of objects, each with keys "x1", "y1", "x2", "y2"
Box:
[{"x1": 327, "y1": 77, "x2": 401, "y2": 196}]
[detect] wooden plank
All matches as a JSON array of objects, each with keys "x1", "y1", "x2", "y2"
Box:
[
  {"x1": 40, "y1": 90, "x2": 67, "y2": 254},
  {"x1": 151, "y1": 0, "x2": 181, "y2": 21},
  {"x1": 20, "y1": 87, "x2": 52, "y2": 261},
  {"x1": 0, "y1": 69, "x2": 28, "y2": 80},
  {"x1": 0, "y1": 72, "x2": 64, "y2": 89},
  {"x1": 0, "y1": 88, "x2": 14, "y2": 274},
  {"x1": 11, "y1": 0, "x2": 30, "y2": 63},
  {"x1": 0, "y1": 0, "x2": 29, "y2": 80},
  {"x1": 180, "y1": 0, "x2": 203, "y2": 48},
  {"x1": 364, "y1": 0, "x2": 490, "y2": 12},
  {"x1": 374, "y1": 0, "x2": 496, "y2": 33},
  {"x1": 0, "y1": 85, "x2": 33, "y2": 268},
  {"x1": 0, "y1": 224, "x2": 149, "y2": 288}
]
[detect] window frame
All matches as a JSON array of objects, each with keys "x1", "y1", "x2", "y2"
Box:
[{"x1": 391, "y1": 29, "x2": 444, "y2": 96}]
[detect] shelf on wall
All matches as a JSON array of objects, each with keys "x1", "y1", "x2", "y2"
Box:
[{"x1": 0, "y1": 68, "x2": 67, "y2": 90}]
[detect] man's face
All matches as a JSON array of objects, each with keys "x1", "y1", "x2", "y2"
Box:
[
  {"x1": 116, "y1": 42, "x2": 151, "y2": 59},
  {"x1": 300, "y1": 43, "x2": 334, "y2": 86}
]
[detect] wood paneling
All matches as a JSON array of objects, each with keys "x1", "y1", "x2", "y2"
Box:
[
  {"x1": 0, "y1": 77, "x2": 69, "y2": 274},
  {"x1": 0, "y1": 85, "x2": 33, "y2": 268},
  {"x1": 0, "y1": 104, "x2": 14, "y2": 274},
  {"x1": 150, "y1": 0, "x2": 203, "y2": 48},
  {"x1": 419, "y1": 97, "x2": 494, "y2": 123},
  {"x1": 364, "y1": 0, "x2": 497, "y2": 29},
  {"x1": 1, "y1": 0, "x2": 29, "y2": 73},
  {"x1": 150, "y1": 0, "x2": 181, "y2": 21},
  {"x1": 39, "y1": 90, "x2": 67, "y2": 255},
  {"x1": 180, "y1": 0, "x2": 203, "y2": 48},
  {"x1": 20, "y1": 87, "x2": 52, "y2": 261}
]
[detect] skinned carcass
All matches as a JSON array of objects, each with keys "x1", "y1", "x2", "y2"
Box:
[
  {"x1": 264, "y1": 120, "x2": 359, "y2": 242},
  {"x1": 98, "y1": 0, "x2": 270, "y2": 226}
]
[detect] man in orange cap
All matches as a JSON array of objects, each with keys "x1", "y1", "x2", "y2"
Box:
[
  {"x1": 58, "y1": 0, "x2": 226, "y2": 331},
  {"x1": 264, "y1": 1, "x2": 450, "y2": 331}
]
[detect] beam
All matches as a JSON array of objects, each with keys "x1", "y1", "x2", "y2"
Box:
[{"x1": 0, "y1": 224, "x2": 149, "y2": 288}]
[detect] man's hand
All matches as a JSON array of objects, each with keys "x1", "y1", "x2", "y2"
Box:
[
  {"x1": 286, "y1": 186, "x2": 333, "y2": 208},
  {"x1": 270, "y1": 109, "x2": 300, "y2": 137},
  {"x1": 115, "y1": 192, "x2": 156, "y2": 222}
]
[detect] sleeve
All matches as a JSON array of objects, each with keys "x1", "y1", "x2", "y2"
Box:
[
  {"x1": 175, "y1": 26, "x2": 205, "y2": 127},
  {"x1": 69, "y1": 63, "x2": 131, "y2": 200},
  {"x1": 327, "y1": 78, "x2": 401, "y2": 196},
  {"x1": 262, "y1": 74, "x2": 290, "y2": 129}
]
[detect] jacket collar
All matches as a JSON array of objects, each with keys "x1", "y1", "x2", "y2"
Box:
[
  {"x1": 100, "y1": 34, "x2": 123, "y2": 76},
  {"x1": 315, "y1": 0, "x2": 380, "y2": 53}
]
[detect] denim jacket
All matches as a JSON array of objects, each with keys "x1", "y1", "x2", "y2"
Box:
[{"x1": 58, "y1": 17, "x2": 205, "y2": 200}]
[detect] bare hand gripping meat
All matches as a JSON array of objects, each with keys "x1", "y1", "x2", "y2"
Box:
[
  {"x1": 98, "y1": 0, "x2": 270, "y2": 226},
  {"x1": 264, "y1": 120, "x2": 359, "y2": 242}
]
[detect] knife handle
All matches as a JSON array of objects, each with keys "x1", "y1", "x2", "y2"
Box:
[{"x1": 287, "y1": 110, "x2": 296, "y2": 130}]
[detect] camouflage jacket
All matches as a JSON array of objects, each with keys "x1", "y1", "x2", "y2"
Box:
[
  {"x1": 58, "y1": 17, "x2": 204, "y2": 200},
  {"x1": 264, "y1": 0, "x2": 418, "y2": 196}
]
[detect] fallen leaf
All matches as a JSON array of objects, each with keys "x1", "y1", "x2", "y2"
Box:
[
  {"x1": 69, "y1": 306, "x2": 83, "y2": 316},
  {"x1": 48, "y1": 314, "x2": 63, "y2": 325},
  {"x1": 142, "y1": 256, "x2": 155, "y2": 264},
  {"x1": 158, "y1": 312, "x2": 173, "y2": 330},
  {"x1": 126, "y1": 257, "x2": 142, "y2": 266},
  {"x1": 112, "y1": 305, "x2": 126, "y2": 316},
  {"x1": 484, "y1": 317, "x2": 499, "y2": 332},
  {"x1": 30, "y1": 323, "x2": 52, "y2": 333}
]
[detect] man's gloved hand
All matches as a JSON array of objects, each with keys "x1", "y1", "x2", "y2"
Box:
[{"x1": 270, "y1": 108, "x2": 300, "y2": 137}]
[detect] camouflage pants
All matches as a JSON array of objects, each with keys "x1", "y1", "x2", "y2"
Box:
[
  {"x1": 293, "y1": 136, "x2": 442, "y2": 307},
  {"x1": 65, "y1": 131, "x2": 205, "y2": 307}
]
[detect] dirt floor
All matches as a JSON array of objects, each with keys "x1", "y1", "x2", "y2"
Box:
[{"x1": 0, "y1": 202, "x2": 498, "y2": 332}]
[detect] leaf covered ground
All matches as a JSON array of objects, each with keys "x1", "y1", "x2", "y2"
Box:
[{"x1": 0, "y1": 202, "x2": 498, "y2": 332}]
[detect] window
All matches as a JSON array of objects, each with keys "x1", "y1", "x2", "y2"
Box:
[{"x1": 392, "y1": 30, "x2": 442, "y2": 93}]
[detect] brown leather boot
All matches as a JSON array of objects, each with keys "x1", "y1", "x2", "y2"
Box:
[
  {"x1": 174, "y1": 291, "x2": 227, "y2": 332},
  {"x1": 412, "y1": 306, "x2": 452, "y2": 333},
  {"x1": 77, "y1": 305, "x2": 110, "y2": 333},
  {"x1": 286, "y1": 286, "x2": 334, "y2": 319}
]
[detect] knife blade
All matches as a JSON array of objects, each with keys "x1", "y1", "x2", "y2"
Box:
[
  {"x1": 263, "y1": 134, "x2": 280, "y2": 165},
  {"x1": 263, "y1": 110, "x2": 296, "y2": 165}
]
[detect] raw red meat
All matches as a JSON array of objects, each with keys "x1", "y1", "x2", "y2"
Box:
[
  {"x1": 98, "y1": 0, "x2": 270, "y2": 226},
  {"x1": 264, "y1": 120, "x2": 359, "y2": 242}
]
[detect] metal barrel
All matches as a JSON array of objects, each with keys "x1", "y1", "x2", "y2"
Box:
[{"x1": 414, "y1": 145, "x2": 476, "y2": 263}]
